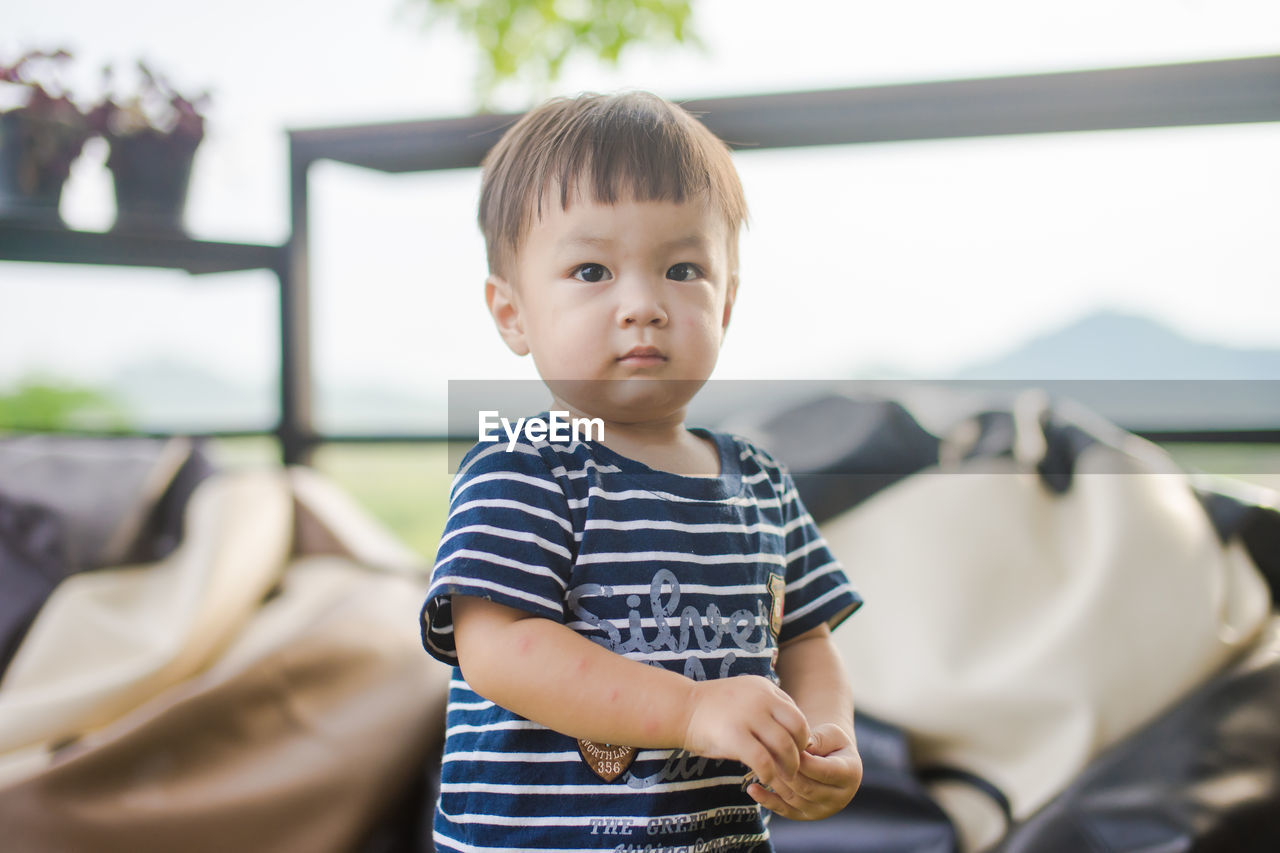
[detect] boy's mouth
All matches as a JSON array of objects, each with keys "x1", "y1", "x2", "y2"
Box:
[{"x1": 617, "y1": 346, "x2": 667, "y2": 365}]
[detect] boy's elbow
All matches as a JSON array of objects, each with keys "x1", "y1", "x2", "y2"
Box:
[
  {"x1": 454, "y1": 627, "x2": 507, "y2": 703},
  {"x1": 456, "y1": 656, "x2": 496, "y2": 703},
  {"x1": 456, "y1": 632, "x2": 525, "y2": 706},
  {"x1": 451, "y1": 595, "x2": 538, "y2": 703}
]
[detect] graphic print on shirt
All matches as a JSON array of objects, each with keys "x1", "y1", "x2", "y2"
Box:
[
  {"x1": 567, "y1": 568, "x2": 773, "y2": 673},
  {"x1": 567, "y1": 567, "x2": 776, "y2": 788}
]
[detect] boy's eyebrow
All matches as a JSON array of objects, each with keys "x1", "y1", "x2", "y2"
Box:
[{"x1": 559, "y1": 233, "x2": 712, "y2": 251}]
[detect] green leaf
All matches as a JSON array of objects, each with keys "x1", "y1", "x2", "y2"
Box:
[
  {"x1": 0, "y1": 376, "x2": 133, "y2": 432},
  {"x1": 404, "y1": 0, "x2": 701, "y2": 109}
]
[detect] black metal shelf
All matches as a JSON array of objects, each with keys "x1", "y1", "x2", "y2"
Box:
[
  {"x1": 0, "y1": 218, "x2": 298, "y2": 462},
  {"x1": 0, "y1": 221, "x2": 284, "y2": 275}
]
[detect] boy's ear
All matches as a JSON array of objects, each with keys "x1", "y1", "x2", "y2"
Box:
[
  {"x1": 721, "y1": 273, "x2": 739, "y2": 334},
  {"x1": 485, "y1": 274, "x2": 530, "y2": 356}
]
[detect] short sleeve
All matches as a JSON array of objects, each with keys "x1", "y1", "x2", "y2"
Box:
[
  {"x1": 421, "y1": 441, "x2": 576, "y2": 665},
  {"x1": 775, "y1": 465, "x2": 863, "y2": 644}
]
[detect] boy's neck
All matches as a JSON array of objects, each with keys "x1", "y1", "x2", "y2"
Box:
[{"x1": 550, "y1": 398, "x2": 721, "y2": 478}]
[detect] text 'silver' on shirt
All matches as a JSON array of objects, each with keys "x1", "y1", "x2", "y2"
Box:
[{"x1": 422, "y1": 421, "x2": 863, "y2": 852}]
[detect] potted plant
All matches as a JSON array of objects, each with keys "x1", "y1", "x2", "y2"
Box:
[
  {"x1": 0, "y1": 49, "x2": 94, "y2": 227},
  {"x1": 90, "y1": 61, "x2": 209, "y2": 234}
]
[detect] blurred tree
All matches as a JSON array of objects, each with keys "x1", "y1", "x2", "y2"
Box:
[
  {"x1": 0, "y1": 376, "x2": 133, "y2": 432},
  {"x1": 407, "y1": 0, "x2": 703, "y2": 110}
]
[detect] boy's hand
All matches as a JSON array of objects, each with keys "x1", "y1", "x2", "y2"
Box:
[
  {"x1": 682, "y1": 675, "x2": 810, "y2": 792},
  {"x1": 746, "y1": 722, "x2": 862, "y2": 820}
]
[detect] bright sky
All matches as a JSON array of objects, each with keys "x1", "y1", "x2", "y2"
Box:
[{"x1": 3, "y1": 0, "x2": 1279, "y2": 422}]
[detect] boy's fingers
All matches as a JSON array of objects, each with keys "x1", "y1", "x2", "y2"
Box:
[
  {"x1": 787, "y1": 770, "x2": 821, "y2": 801},
  {"x1": 747, "y1": 782, "x2": 801, "y2": 820},
  {"x1": 799, "y1": 750, "x2": 856, "y2": 786},
  {"x1": 750, "y1": 778, "x2": 832, "y2": 820},
  {"x1": 805, "y1": 727, "x2": 831, "y2": 756},
  {"x1": 804, "y1": 724, "x2": 853, "y2": 757},
  {"x1": 742, "y1": 741, "x2": 780, "y2": 788},
  {"x1": 753, "y1": 722, "x2": 801, "y2": 778},
  {"x1": 769, "y1": 697, "x2": 810, "y2": 748},
  {"x1": 764, "y1": 772, "x2": 801, "y2": 805}
]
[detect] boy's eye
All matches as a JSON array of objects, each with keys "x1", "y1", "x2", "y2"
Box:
[
  {"x1": 667, "y1": 262, "x2": 703, "y2": 282},
  {"x1": 572, "y1": 263, "x2": 610, "y2": 283}
]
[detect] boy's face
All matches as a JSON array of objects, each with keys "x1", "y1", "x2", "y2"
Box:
[{"x1": 486, "y1": 189, "x2": 738, "y2": 424}]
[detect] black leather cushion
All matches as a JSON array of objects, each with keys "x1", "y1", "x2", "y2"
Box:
[
  {"x1": 0, "y1": 435, "x2": 215, "y2": 571},
  {"x1": 0, "y1": 435, "x2": 217, "y2": 680},
  {"x1": 0, "y1": 490, "x2": 72, "y2": 680},
  {"x1": 994, "y1": 623, "x2": 1280, "y2": 853}
]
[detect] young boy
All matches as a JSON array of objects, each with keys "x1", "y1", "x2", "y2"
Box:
[{"x1": 421, "y1": 91, "x2": 863, "y2": 852}]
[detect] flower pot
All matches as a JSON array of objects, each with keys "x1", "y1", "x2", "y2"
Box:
[
  {"x1": 0, "y1": 108, "x2": 91, "y2": 227},
  {"x1": 106, "y1": 131, "x2": 198, "y2": 235}
]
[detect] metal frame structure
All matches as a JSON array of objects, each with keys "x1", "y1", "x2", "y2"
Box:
[
  {"x1": 280, "y1": 54, "x2": 1280, "y2": 463},
  {"x1": 4, "y1": 55, "x2": 1278, "y2": 462}
]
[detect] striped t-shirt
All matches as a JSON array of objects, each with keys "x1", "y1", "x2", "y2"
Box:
[{"x1": 421, "y1": 422, "x2": 862, "y2": 852}]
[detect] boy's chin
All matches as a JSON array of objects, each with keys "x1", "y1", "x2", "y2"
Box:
[{"x1": 546, "y1": 378, "x2": 709, "y2": 424}]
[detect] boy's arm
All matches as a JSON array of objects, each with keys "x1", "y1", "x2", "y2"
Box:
[
  {"x1": 749, "y1": 623, "x2": 863, "y2": 820},
  {"x1": 452, "y1": 594, "x2": 811, "y2": 790},
  {"x1": 777, "y1": 623, "x2": 854, "y2": 734}
]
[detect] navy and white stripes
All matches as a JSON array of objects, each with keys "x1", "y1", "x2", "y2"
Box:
[{"x1": 422, "y1": 421, "x2": 862, "y2": 851}]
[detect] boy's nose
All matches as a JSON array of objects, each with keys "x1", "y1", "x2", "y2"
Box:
[{"x1": 616, "y1": 276, "x2": 668, "y2": 328}]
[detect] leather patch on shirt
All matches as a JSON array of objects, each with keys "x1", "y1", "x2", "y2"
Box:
[
  {"x1": 577, "y1": 739, "x2": 637, "y2": 782},
  {"x1": 768, "y1": 572, "x2": 786, "y2": 640}
]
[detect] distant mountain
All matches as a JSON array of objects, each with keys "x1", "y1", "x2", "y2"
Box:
[
  {"x1": 105, "y1": 359, "x2": 445, "y2": 433},
  {"x1": 949, "y1": 311, "x2": 1280, "y2": 429},
  {"x1": 108, "y1": 360, "x2": 273, "y2": 430},
  {"x1": 99, "y1": 311, "x2": 1279, "y2": 435},
  {"x1": 955, "y1": 311, "x2": 1280, "y2": 380}
]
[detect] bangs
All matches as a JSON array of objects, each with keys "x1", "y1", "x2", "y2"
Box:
[
  {"x1": 540, "y1": 108, "x2": 715, "y2": 213},
  {"x1": 479, "y1": 92, "x2": 748, "y2": 277}
]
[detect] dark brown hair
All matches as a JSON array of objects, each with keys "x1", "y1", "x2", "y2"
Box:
[{"x1": 478, "y1": 91, "x2": 749, "y2": 279}]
